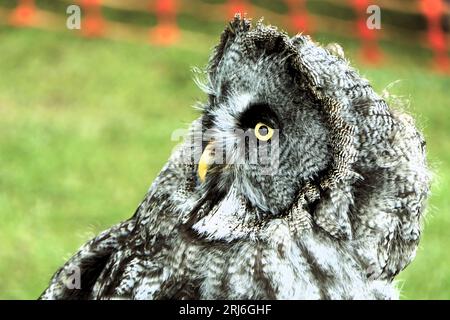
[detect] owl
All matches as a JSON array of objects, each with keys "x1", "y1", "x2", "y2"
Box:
[{"x1": 40, "y1": 16, "x2": 430, "y2": 300}]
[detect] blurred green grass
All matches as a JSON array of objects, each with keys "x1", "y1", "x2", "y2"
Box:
[{"x1": 0, "y1": 26, "x2": 449, "y2": 300}]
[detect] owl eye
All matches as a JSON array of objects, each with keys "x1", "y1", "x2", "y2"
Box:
[{"x1": 255, "y1": 122, "x2": 274, "y2": 141}]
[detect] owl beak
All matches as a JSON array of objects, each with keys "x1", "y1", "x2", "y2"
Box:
[{"x1": 198, "y1": 142, "x2": 215, "y2": 183}]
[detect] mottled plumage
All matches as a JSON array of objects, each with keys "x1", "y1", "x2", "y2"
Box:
[{"x1": 40, "y1": 16, "x2": 430, "y2": 300}]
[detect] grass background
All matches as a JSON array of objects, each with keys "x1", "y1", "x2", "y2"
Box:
[{"x1": 0, "y1": 19, "x2": 449, "y2": 299}]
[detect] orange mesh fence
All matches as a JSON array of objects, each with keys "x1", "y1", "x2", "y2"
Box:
[{"x1": 1, "y1": 0, "x2": 449, "y2": 73}]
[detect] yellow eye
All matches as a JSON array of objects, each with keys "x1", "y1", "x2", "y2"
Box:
[{"x1": 254, "y1": 122, "x2": 274, "y2": 141}]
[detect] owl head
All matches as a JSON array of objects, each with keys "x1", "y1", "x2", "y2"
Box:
[{"x1": 172, "y1": 16, "x2": 429, "y2": 281}]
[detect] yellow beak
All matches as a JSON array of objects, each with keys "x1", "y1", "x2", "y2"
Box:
[{"x1": 198, "y1": 142, "x2": 215, "y2": 183}]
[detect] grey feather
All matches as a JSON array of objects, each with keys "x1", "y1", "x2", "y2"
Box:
[{"x1": 40, "y1": 16, "x2": 430, "y2": 300}]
